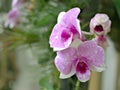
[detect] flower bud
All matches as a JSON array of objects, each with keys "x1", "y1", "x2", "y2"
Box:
[{"x1": 90, "y1": 14, "x2": 111, "y2": 36}]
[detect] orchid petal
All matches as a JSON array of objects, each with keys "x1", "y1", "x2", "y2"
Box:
[
  {"x1": 90, "y1": 64, "x2": 106, "y2": 72},
  {"x1": 57, "y1": 47, "x2": 77, "y2": 60},
  {"x1": 4, "y1": 8, "x2": 20, "y2": 28},
  {"x1": 55, "y1": 48, "x2": 77, "y2": 74},
  {"x1": 57, "y1": 12, "x2": 66, "y2": 23},
  {"x1": 78, "y1": 40, "x2": 98, "y2": 58},
  {"x1": 49, "y1": 24, "x2": 73, "y2": 51},
  {"x1": 76, "y1": 69, "x2": 90, "y2": 82},
  {"x1": 62, "y1": 8, "x2": 81, "y2": 37},
  {"x1": 59, "y1": 66, "x2": 76, "y2": 79},
  {"x1": 12, "y1": 0, "x2": 23, "y2": 8},
  {"x1": 88, "y1": 46, "x2": 104, "y2": 67},
  {"x1": 62, "y1": 8, "x2": 80, "y2": 25},
  {"x1": 78, "y1": 40, "x2": 104, "y2": 68}
]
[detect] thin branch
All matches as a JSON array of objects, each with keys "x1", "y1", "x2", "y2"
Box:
[
  {"x1": 75, "y1": 80, "x2": 80, "y2": 90},
  {"x1": 82, "y1": 31, "x2": 94, "y2": 35}
]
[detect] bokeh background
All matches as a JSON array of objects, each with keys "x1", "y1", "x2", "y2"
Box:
[{"x1": 0, "y1": 0, "x2": 120, "y2": 90}]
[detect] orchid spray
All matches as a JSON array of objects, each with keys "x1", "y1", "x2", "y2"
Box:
[
  {"x1": 49, "y1": 7, "x2": 111, "y2": 88},
  {"x1": 4, "y1": 0, "x2": 23, "y2": 28}
]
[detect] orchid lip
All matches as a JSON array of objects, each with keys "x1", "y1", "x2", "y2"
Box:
[
  {"x1": 61, "y1": 30, "x2": 71, "y2": 41},
  {"x1": 70, "y1": 25, "x2": 78, "y2": 34},
  {"x1": 76, "y1": 60, "x2": 88, "y2": 74},
  {"x1": 94, "y1": 25, "x2": 104, "y2": 32}
]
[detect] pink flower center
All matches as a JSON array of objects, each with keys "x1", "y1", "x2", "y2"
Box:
[
  {"x1": 76, "y1": 61, "x2": 88, "y2": 74},
  {"x1": 70, "y1": 25, "x2": 78, "y2": 34},
  {"x1": 61, "y1": 30, "x2": 71, "y2": 41},
  {"x1": 94, "y1": 25, "x2": 104, "y2": 32}
]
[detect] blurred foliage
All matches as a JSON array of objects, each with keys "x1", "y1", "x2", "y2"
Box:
[
  {"x1": 0, "y1": 0, "x2": 120, "y2": 90},
  {"x1": 114, "y1": 0, "x2": 120, "y2": 18},
  {"x1": 0, "y1": 0, "x2": 11, "y2": 12}
]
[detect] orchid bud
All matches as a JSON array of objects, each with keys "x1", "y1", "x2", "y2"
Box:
[{"x1": 90, "y1": 14, "x2": 111, "y2": 36}]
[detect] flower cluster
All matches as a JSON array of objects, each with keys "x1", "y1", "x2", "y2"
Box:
[
  {"x1": 49, "y1": 8, "x2": 111, "y2": 82},
  {"x1": 4, "y1": 0, "x2": 23, "y2": 28},
  {"x1": 90, "y1": 14, "x2": 111, "y2": 49}
]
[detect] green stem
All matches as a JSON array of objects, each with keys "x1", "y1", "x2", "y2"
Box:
[
  {"x1": 75, "y1": 80, "x2": 80, "y2": 90},
  {"x1": 82, "y1": 31, "x2": 93, "y2": 35}
]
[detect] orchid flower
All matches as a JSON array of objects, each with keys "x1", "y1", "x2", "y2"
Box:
[
  {"x1": 90, "y1": 14, "x2": 111, "y2": 36},
  {"x1": 55, "y1": 40, "x2": 105, "y2": 82},
  {"x1": 4, "y1": 8, "x2": 20, "y2": 28},
  {"x1": 4, "y1": 0, "x2": 23, "y2": 28},
  {"x1": 12, "y1": 0, "x2": 23, "y2": 8},
  {"x1": 49, "y1": 8, "x2": 81, "y2": 51}
]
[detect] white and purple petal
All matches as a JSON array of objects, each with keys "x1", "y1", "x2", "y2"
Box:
[
  {"x1": 4, "y1": 8, "x2": 20, "y2": 28},
  {"x1": 90, "y1": 64, "x2": 106, "y2": 72},
  {"x1": 59, "y1": 66, "x2": 76, "y2": 79},
  {"x1": 78, "y1": 40, "x2": 98, "y2": 58},
  {"x1": 78, "y1": 40, "x2": 105, "y2": 71},
  {"x1": 55, "y1": 48, "x2": 77, "y2": 74},
  {"x1": 59, "y1": 8, "x2": 80, "y2": 26},
  {"x1": 88, "y1": 45, "x2": 105, "y2": 68},
  {"x1": 49, "y1": 24, "x2": 73, "y2": 51},
  {"x1": 55, "y1": 56, "x2": 73, "y2": 74},
  {"x1": 62, "y1": 8, "x2": 81, "y2": 37},
  {"x1": 12, "y1": 0, "x2": 23, "y2": 8}
]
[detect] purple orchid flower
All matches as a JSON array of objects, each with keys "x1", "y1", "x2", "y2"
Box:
[
  {"x1": 12, "y1": 0, "x2": 23, "y2": 8},
  {"x1": 49, "y1": 8, "x2": 81, "y2": 51},
  {"x1": 90, "y1": 14, "x2": 111, "y2": 36},
  {"x1": 4, "y1": 0, "x2": 23, "y2": 28},
  {"x1": 55, "y1": 40, "x2": 105, "y2": 82},
  {"x1": 4, "y1": 8, "x2": 20, "y2": 28}
]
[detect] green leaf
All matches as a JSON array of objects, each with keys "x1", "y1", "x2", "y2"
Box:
[
  {"x1": 114, "y1": 0, "x2": 120, "y2": 18},
  {"x1": 37, "y1": 13, "x2": 53, "y2": 27},
  {"x1": 39, "y1": 76, "x2": 54, "y2": 90}
]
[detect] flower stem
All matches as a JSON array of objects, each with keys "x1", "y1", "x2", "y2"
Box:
[
  {"x1": 75, "y1": 80, "x2": 80, "y2": 90},
  {"x1": 82, "y1": 31, "x2": 93, "y2": 35}
]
